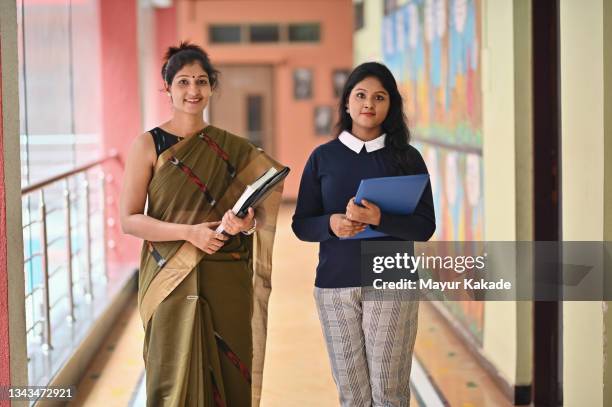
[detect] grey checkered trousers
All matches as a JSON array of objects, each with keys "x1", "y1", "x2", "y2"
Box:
[{"x1": 314, "y1": 287, "x2": 419, "y2": 407}]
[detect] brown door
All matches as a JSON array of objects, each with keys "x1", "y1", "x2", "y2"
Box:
[{"x1": 209, "y1": 65, "x2": 274, "y2": 154}]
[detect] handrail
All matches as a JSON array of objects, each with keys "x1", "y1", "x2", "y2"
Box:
[
  {"x1": 21, "y1": 152, "x2": 121, "y2": 195},
  {"x1": 20, "y1": 151, "x2": 122, "y2": 350}
]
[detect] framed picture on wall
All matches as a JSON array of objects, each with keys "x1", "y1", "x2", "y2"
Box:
[
  {"x1": 314, "y1": 106, "x2": 333, "y2": 135},
  {"x1": 293, "y1": 68, "x2": 313, "y2": 99},
  {"x1": 332, "y1": 69, "x2": 350, "y2": 98}
]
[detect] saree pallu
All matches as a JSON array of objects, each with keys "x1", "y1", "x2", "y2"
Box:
[{"x1": 138, "y1": 126, "x2": 284, "y2": 407}]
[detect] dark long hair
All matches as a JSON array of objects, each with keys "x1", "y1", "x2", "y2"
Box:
[
  {"x1": 335, "y1": 62, "x2": 413, "y2": 173},
  {"x1": 161, "y1": 41, "x2": 220, "y2": 90}
]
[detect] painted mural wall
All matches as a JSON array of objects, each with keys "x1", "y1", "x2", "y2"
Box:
[{"x1": 382, "y1": 0, "x2": 484, "y2": 340}]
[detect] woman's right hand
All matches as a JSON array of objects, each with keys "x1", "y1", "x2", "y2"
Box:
[
  {"x1": 186, "y1": 221, "x2": 229, "y2": 254},
  {"x1": 329, "y1": 214, "x2": 367, "y2": 238}
]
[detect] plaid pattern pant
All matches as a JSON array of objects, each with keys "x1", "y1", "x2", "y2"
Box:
[{"x1": 314, "y1": 287, "x2": 419, "y2": 407}]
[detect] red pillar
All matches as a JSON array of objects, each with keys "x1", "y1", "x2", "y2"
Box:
[
  {"x1": 99, "y1": 0, "x2": 143, "y2": 270},
  {"x1": 0, "y1": 40, "x2": 11, "y2": 407}
]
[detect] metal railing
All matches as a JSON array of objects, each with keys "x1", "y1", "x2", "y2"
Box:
[{"x1": 21, "y1": 154, "x2": 119, "y2": 352}]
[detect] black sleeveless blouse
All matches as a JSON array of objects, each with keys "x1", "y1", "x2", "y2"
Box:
[{"x1": 150, "y1": 127, "x2": 182, "y2": 157}]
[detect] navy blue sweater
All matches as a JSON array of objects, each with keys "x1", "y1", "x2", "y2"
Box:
[{"x1": 291, "y1": 138, "x2": 436, "y2": 288}]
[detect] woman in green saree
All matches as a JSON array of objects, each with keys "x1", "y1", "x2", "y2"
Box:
[{"x1": 120, "y1": 42, "x2": 284, "y2": 407}]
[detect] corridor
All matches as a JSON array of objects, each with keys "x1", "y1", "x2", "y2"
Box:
[{"x1": 2, "y1": 0, "x2": 612, "y2": 406}]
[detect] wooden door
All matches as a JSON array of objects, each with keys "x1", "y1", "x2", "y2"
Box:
[{"x1": 209, "y1": 65, "x2": 274, "y2": 154}]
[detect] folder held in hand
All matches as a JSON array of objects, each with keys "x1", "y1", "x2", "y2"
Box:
[
  {"x1": 216, "y1": 166, "x2": 290, "y2": 236},
  {"x1": 343, "y1": 174, "x2": 429, "y2": 239}
]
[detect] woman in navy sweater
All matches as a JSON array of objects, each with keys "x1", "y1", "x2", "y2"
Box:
[{"x1": 292, "y1": 62, "x2": 435, "y2": 406}]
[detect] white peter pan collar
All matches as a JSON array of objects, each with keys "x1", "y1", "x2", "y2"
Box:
[{"x1": 338, "y1": 130, "x2": 386, "y2": 154}]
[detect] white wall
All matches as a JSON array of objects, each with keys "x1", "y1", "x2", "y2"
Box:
[{"x1": 560, "y1": 0, "x2": 608, "y2": 405}]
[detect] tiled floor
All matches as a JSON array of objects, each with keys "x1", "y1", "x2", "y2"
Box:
[
  {"x1": 412, "y1": 303, "x2": 513, "y2": 407},
  {"x1": 72, "y1": 204, "x2": 514, "y2": 406},
  {"x1": 68, "y1": 298, "x2": 144, "y2": 406}
]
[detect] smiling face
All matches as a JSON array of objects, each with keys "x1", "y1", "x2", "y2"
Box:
[
  {"x1": 167, "y1": 62, "x2": 212, "y2": 115},
  {"x1": 346, "y1": 76, "x2": 390, "y2": 137}
]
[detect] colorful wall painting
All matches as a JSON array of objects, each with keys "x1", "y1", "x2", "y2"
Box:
[{"x1": 382, "y1": 0, "x2": 484, "y2": 342}]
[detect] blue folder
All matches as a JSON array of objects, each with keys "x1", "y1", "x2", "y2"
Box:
[{"x1": 343, "y1": 174, "x2": 430, "y2": 239}]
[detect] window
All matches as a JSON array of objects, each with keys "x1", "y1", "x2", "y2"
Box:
[
  {"x1": 288, "y1": 23, "x2": 320, "y2": 42},
  {"x1": 209, "y1": 25, "x2": 242, "y2": 43},
  {"x1": 208, "y1": 22, "x2": 322, "y2": 45},
  {"x1": 249, "y1": 24, "x2": 280, "y2": 43},
  {"x1": 354, "y1": 2, "x2": 365, "y2": 31}
]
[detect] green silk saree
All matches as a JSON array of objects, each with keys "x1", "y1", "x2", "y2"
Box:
[{"x1": 138, "y1": 126, "x2": 284, "y2": 406}]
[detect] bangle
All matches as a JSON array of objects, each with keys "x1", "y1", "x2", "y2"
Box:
[{"x1": 241, "y1": 218, "x2": 257, "y2": 236}]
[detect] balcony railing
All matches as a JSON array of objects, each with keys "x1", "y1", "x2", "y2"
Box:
[{"x1": 21, "y1": 153, "x2": 121, "y2": 385}]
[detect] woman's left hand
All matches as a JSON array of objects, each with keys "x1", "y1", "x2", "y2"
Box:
[
  {"x1": 345, "y1": 197, "x2": 381, "y2": 226},
  {"x1": 221, "y1": 207, "x2": 256, "y2": 235}
]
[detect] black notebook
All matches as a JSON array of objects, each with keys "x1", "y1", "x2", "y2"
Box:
[{"x1": 215, "y1": 166, "x2": 290, "y2": 235}]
